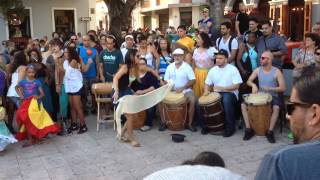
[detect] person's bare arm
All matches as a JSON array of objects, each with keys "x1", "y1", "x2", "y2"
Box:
[
  {"x1": 236, "y1": 43, "x2": 246, "y2": 74},
  {"x1": 175, "y1": 79, "x2": 195, "y2": 93},
  {"x1": 228, "y1": 49, "x2": 238, "y2": 64},
  {"x1": 247, "y1": 68, "x2": 259, "y2": 93},
  {"x1": 152, "y1": 47, "x2": 160, "y2": 70},
  {"x1": 214, "y1": 84, "x2": 240, "y2": 92},
  {"x1": 235, "y1": 20, "x2": 241, "y2": 37},
  {"x1": 113, "y1": 65, "x2": 128, "y2": 101},
  {"x1": 99, "y1": 62, "x2": 105, "y2": 82},
  {"x1": 203, "y1": 84, "x2": 211, "y2": 96}
]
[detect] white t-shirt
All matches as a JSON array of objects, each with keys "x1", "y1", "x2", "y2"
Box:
[
  {"x1": 205, "y1": 64, "x2": 243, "y2": 97},
  {"x1": 164, "y1": 61, "x2": 195, "y2": 93},
  {"x1": 216, "y1": 36, "x2": 238, "y2": 57}
]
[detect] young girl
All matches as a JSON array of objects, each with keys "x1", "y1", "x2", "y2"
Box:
[{"x1": 15, "y1": 65, "x2": 59, "y2": 147}]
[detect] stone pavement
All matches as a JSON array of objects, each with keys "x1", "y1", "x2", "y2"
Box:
[{"x1": 0, "y1": 115, "x2": 291, "y2": 180}]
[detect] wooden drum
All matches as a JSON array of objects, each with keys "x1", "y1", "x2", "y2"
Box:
[
  {"x1": 244, "y1": 93, "x2": 272, "y2": 136},
  {"x1": 199, "y1": 92, "x2": 224, "y2": 133},
  {"x1": 91, "y1": 83, "x2": 113, "y2": 96},
  {"x1": 131, "y1": 111, "x2": 147, "y2": 129},
  {"x1": 161, "y1": 92, "x2": 188, "y2": 131}
]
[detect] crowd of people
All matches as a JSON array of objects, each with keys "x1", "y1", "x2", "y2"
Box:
[{"x1": 0, "y1": 1, "x2": 320, "y2": 179}]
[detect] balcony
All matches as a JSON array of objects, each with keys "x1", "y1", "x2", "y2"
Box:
[{"x1": 142, "y1": 0, "x2": 151, "y2": 8}]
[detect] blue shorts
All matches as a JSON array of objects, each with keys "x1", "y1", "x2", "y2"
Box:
[
  {"x1": 67, "y1": 87, "x2": 84, "y2": 96},
  {"x1": 271, "y1": 96, "x2": 281, "y2": 106}
]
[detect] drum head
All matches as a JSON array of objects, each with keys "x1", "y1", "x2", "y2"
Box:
[
  {"x1": 244, "y1": 93, "x2": 272, "y2": 105},
  {"x1": 91, "y1": 83, "x2": 113, "y2": 95},
  {"x1": 199, "y1": 92, "x2": 221, "y2": 105},
  {"x1": 163, "y1": 92, "x2": 186, "y2": 105}
]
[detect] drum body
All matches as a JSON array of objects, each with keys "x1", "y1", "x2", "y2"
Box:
[
  {"x1": 161, "y1": 92, "x2": 188, "y2": 131},
  {"x1": 91, "y1": 83, "x2": 113, "y2": 95},
  {"x1": 199, "y1": 93, "x2": 224, "y2": 133},
  {"x1": 244, "y1": 93, "x2": 272, "y2": 136},
  {"x1": 131, "y1": 111, "x2": 147, "y2": 129}
]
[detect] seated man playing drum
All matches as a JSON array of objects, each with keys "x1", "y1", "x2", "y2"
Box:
[
  {"x1": 162, "y1": 48, "x2": 197, "y2": 132},
  {"x1": 203, "y1": 49, "x2": 243, "y2": 137},
  {"x1": 241, "y1": 50, "x2": 286, "y2": 143},
  {"x1": 131, "y1": 57, "x2": 160, "y2": 131}
]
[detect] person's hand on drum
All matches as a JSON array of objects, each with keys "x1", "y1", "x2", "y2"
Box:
[
  {"x1": 213, "y1": 86, "x2": 224, "y2": 92},
  {"x1": 261, "y1": 86, "x2": 271, "y2": 92},
  {"x1": 175, "y1": 88, "x2": 184, "y2": 93},
  {"x1": 252, "y1": 85, "x2": 258, "y2": 94},
  {"x1": 203, "y1": 90, "x2": 210, "y2": 96},
  {"x1": 100, "y1": 75, "x2": 105, "y2": 82}
]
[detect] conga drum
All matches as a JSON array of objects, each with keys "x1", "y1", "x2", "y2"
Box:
[
  {"x1": 161, "y1": 92, "x2": 188, "y2": 131},
  {"x1": 131, "y1": 111, "x2": 147, "y2": 129},
  {"x1": 244, "y1": 93, "x2": 272, "y2": 136},
  {"x1": 91, "y1": 83, "x2": 113, "y2": 131},
  {"x1": 199, "y1": 93, "x2": 224, "y2": 133}
]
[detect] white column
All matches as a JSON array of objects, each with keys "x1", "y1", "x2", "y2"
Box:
[
  {"x1": 192, "y1": 6, "x2": 200, "y2": 28},
  {"x1": 88, "y1": 0, "x2": 97, "y2": 31},
  {"x1": 311, "y1": 0, "x2": 320, "y2": 25},
  {"x1": 169, "y1": 7, "x2": 180, "y2": 28},
  {"x1": 151, "y1": 11, "x2": 159, "y2": 29}
]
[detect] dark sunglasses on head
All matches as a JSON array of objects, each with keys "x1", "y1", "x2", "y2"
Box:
[{"x1": 286, "y1": 101, "x2": 311, "y2": 116}]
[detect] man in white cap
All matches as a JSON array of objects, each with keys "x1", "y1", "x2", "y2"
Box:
[
  {"x1": 162, "y1": 48, "x2": 197, "y2": 132},
  {"x1": 120, "y1": 34, "x2": 135, "y2": 62}
]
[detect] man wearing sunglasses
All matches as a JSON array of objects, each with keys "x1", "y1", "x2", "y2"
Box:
[
  {"x1": 315, "y1": 47, "x2": 320, "y2": 65},
  {"x1": 241, "y1": 51, "x2": 286, "y2": 143},
  {"x1": 255, "y1": 65, "x2": 320, "y2": 180}
]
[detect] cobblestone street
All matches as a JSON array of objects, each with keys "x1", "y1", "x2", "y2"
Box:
[{"x1": 0, "y1": 115, "x2": 291, "y2": 180}]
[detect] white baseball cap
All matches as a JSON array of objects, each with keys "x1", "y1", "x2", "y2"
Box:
[
  {"x1": 172, "y1": 48, "x2": 184, "y2": 55},
  {"x1": 125, "y1": 35, "x2": 134, "y2": 40}
]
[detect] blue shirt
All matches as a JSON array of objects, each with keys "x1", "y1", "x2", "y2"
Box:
[
  {"x1": 78, "y1": 46, "x2": 97, "y2": 78},
  {"x1": 255, "y1": 140, "x2": 320, "y2": 180},
  {"x1": 159, "y1": 54, "x2": 172, "y2": 78},
  {"x1": 18, "y1": 79, "x2": 42, "y2": 98}
]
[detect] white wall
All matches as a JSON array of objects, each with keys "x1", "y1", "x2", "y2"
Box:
[{"x1": 0, "y1": 0, "x2": 93, "y2": 42}]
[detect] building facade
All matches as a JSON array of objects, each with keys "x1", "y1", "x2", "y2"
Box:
[
  {"x1": 0, "y1": 0, "x2": 98, "y2": 42},
  {"x1": 132, "y1": 0, "x2": 209, "y2": 32}
]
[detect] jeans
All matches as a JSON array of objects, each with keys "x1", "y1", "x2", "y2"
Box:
[
  {"x1": 220, "y1": 92, "x2": 237, "y2": 132},
  {"x1": 144, "y1": 106, "x2": 156, "y2": 127}
]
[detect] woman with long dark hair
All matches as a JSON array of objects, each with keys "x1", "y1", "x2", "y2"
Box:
[
  {"x1": 63, "y1": 47, "x2": 92, "y2": 134},
  {"x1": 157, "y1": 38, "x2": 172, "y2": 78},
  {"x1": 193, "y1": 32, "x2": 217, "y2": 97}
]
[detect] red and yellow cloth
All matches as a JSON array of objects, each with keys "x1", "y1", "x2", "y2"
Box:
[{"x1": 15, "y1": 97, "x2": 60, "y2": 141}]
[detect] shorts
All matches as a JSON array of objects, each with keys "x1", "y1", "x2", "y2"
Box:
[
  {"x1": 271, "y1": 96, "x2": 281, "y2": 106},
  {"x1": 67, "y1": 87, "x2": 84, "y2": 96}
]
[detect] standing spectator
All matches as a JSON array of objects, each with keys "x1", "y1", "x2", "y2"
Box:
[
  {"x1": 193, "y1": 32, "x2": 217, "y2": 97},
  {"x1": 89, "y1": 34, "x2": 103, "y2": 54},
  {"x1": 157, "y1": 38, "x2": 172, "y2": 79},
  {"x1": 137, "y1": 35, "x2": 160, "y2": 70},
  {"x1": 100, "y1": 34, "x2": 107, "y2": 50},
  {"x1": 78, "y1": 35, "x2": 99, "y2": 114},
  {"x1": 99, "y1": 35, "x2": 124, "y2": 82},
  {"x1": 243, "y1": 17, "x2": 263, "y2": 43},
  {"x1": 256, "y1": 20, "x2": 288, "y2": 69},
  {"x1": 64, "y1": 47, "x2": 92, "y2": 134},
  {"x1": 198, "y1": 8, "x2": 213, "y2": 37},
  {"x1": 315, "y1": 46, "x2": 320, "y2": 66},
  {"x1": 216, "y1": 22, "x2": 239, "y2": 64},
  {"x1": 177, "y1": 25, "x2": 195, "y2": 54},
  {"x1": 255, "y1": 65, "x2": 320, "y2": 180},
  {"x1": 312, "y1": 22, "x2": 320, "y2": 37},
  {"x1": 293, "y1": 33, "x2": 319, "y2": 72},
  {"x1": 120, "y1": 35, "x2": 135, "y2": 61},
  {"x1": 235, "y1": 2, "x2": 249, "y2": 39}
]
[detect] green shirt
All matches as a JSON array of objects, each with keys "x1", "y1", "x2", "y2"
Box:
[{"x1": 100, "y1": 49, "x2": 123, "y2": 82}]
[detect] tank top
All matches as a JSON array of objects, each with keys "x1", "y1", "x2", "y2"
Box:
[
  {"x1": 7, "y1": 70, "x2": 19, "y2": 97},
  {"x1": 118, "y1": 72, "x2": 129, "y2": 92},
  {"x1": 64, "y1": 62, "x2": 83, "y2": 93},
  {"x1": 258, "y1": 67, "x2": 278, "y2": 97},
  {"x1": 159, "y1": 54, "x2": 172, "y2": 77}
]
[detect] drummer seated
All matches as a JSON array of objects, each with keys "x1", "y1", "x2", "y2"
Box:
[
  {"x1": 241, "y1": 50, "x2": 286, "y2": 143},
  {"x1": 162, "y1": 48, "x2": 197, "y2": 132},
  {"x1": 131, "y1": 57, "x2": 160, "y2": 131},
  {"x1": 203, "y1": 49, "x2": 243, "y2": 137}
]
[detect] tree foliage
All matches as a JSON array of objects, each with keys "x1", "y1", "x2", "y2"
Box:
[
  {"x1": 0, "y1": 0, "x2": 25, "y2": 20},
  {"x1": 208, "y1": 0, "x2": 223, "y2": 28}
]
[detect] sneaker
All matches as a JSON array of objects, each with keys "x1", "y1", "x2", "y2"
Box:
[
  {"x1": 67, "y1": 123, "x2": 79, "y2": 134},
  {"x1": 158, "y1": 123, "x2": 167, "y2": 131},
  {"x1": 77, "y1": 124, "x2": 88, "y2": 134},
  {"x1": 201, "y1": 127, "x2": 209, "y2": 135},
  {"x1": 243, "y1": 128, "x2": 255, "y2": 141},
  {"x1": 187, "y1": 126, "x2": 197, "y2": 132},
  {"x1": 288, "y1": 131, "x2": 294, "y2": 140},
  {"x1": 140, "y1": 125, "x2": 151, "y2": 132},
  {"x1": 266, "y1": 130, "x2": 276, "y2": 143}
]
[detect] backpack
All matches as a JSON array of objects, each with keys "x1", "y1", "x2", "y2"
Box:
[{"x1": 217, "y1": 36, "x2": 236, "y2": 53}]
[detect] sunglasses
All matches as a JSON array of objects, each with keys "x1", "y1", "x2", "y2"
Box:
[
  {"x1": 286, "y1": 101, "x2": 311, "y2": 116},
  {"x1": 260, "y1": 56, "x2": 270, "y2": 60},
  {"x1": 71, "y1": 38, "x2": 77, "y2": 40}
]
